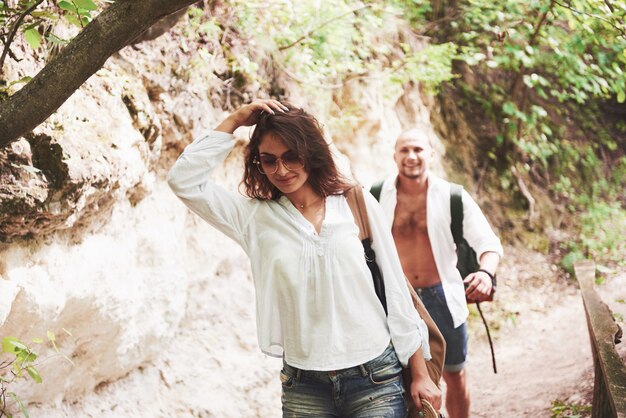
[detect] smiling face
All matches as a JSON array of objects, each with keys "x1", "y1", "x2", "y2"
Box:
[
  {"x1": 393, "y1": 130, "x2": 434, "y2": 181},
  {"x1": 257, "y1": 133, "x2": 310, "y2": 195},
  {"x1": 242, "y1": 104, "x2": 351, "y2": 201}
]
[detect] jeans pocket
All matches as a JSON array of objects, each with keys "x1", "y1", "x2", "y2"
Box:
[{"x1": 368, "y1": 359, "x2": 402, "y2": 385}]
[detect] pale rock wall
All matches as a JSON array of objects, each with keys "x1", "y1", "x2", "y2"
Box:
[{"x1": 0, "y1": 27, "x2": 443, "y2": 418}]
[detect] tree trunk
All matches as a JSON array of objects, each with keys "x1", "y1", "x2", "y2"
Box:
[{"x1": 0, "y1": 0, "x2": 198, "y2": 148}]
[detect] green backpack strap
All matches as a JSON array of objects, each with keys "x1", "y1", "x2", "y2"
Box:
[
  {"x1": 450, "y1": 183, "x2": 464, "y2": 246},
  {"x1": 369, "y1": 180, "x2": 384, "y2": 202}
]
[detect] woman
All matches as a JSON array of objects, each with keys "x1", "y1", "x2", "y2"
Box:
[{"x1": 167, "y1": 99, "x2": 441, "y2": 417}]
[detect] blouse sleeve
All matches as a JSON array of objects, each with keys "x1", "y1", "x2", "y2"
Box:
[
  {"x1": 166, "y1": 131, "x2": 257, "y2": 251},
  {"x1": 363, "y1": 191, "x2": 431, "y2": 367}
]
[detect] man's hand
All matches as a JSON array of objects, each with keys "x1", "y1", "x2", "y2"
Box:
[{"x1": 463, "y1": 270, "x2": 493, "y2": 302}]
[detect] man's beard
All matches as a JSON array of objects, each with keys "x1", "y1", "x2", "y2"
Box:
[{"x1": 399, "y1": 167, "x2": 424, "y2": 180}]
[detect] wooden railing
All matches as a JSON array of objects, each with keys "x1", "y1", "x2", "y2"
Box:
[{"x1": 574, "y1": 261, "x2": 626, "y2": 418}]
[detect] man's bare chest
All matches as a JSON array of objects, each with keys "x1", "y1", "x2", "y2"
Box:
[{"x1": 392, "y1": 196, "x2": 428, "y2": 235}]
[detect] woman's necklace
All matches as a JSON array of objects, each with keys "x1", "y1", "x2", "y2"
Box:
[{"x1": 295, "y1": 197, "x2": 323, "y2": 211}]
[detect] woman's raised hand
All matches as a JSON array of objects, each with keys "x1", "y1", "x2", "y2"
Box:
[{"x1": 216, "y1": 99, "x2": 289, "y2": 133}]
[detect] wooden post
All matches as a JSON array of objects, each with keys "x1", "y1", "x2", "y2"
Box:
[{"x1": 574, "y1": 260, "x2": 626, "y2": 418}]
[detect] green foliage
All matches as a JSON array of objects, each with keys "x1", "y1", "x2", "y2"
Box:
[
  {"x1": 1, "y1": 331, "x2": 72, "y2": 417},
  {"x1": 560, "y1": 247, "x2": 585, "y2": 275},
  {"x1": 451, "y1": 0, "x2": 626, "y2": 150},
  {"x1": 393, "y1": 0, "x2": 625, "y2": 222},
  {"x1": 460, "y1": 3, "x2": 622, "y2": 114},
  {"x1": 387, "y1": 0, "x2": 432, "y2": 25},
  {"x1": 561, "y1": 193, "x2": 626, "y2": 272},
  {"x1": 0, "y1": 0, "x2": 102, "y2": 70},
  {"x1": 557, "y1": 152, "x2": 626, "y2": 267},
  {"x1": 1, "y1": 336, "x2": 40, "y2": 417},
  {"x1": 577, "y1": 200, "x2": 626, "y2": 263},
  {"x1": 187, "y1": 0, "x2": 458, "y2": 101},
  {"x1": 388, "y1": 42, "x2": 459, "y2": 92},
  {"x1": 453, "y1": 0, "x2": 626, "y2": 99},
  {"x1": 550, "y1": 399, "x2": 592, "y2": 418},
  {"x1": 394, "y1": 0, "x2": 626, "y2": 263},
  {"x1": 58, "y1": 0, "x2": 98, "y2": 28}
]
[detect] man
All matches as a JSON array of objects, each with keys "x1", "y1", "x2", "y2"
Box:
[{"x1": 374, "y1": 127, "x2": 503, "y2": 418}]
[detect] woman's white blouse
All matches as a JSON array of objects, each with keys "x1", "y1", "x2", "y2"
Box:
[{"x1": 167, "y1": 131, "x2": 429, "y2": 371}]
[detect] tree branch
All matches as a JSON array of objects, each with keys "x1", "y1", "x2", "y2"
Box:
[
  {"x1": 278, "y1": 5, "x2": 371, "y2": 51},
  {"x1": 510, "y1": 0, "x2": 556, "y2": 100},
  {"x1": 554, "y1": 0, "x2": 626, "y2": 38},
  {"x1": 0, "y1": 0, "x2": 199, "y2": 147},
  {"x1": 511, "y1": 164, "x2": 538, "y2": 225},
  {"x1": 0, "y1": 0, "x2": 45, "y2": 73},
  {"x1": 0, "y1": 33, "x2": 21, "y2": 62}
]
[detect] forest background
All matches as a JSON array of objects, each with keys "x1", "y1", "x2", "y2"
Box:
[{"x1": 0, "y1": 0, "x2": 624, "y2": 417}]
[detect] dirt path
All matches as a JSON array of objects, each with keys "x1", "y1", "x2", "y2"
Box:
[
  {"x1": 467, "y1": 290, "x2": 592, "y2": 417},
  {"x1": 460, "y1": 252, "x2": 625, "y2": 417}
]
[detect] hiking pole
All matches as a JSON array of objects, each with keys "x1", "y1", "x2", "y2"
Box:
[{"x1": 475, "y1": 302, "x2": 497, "y2": 374}]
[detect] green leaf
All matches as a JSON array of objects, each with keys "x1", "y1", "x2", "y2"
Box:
[
  {"x1": 74, "y1": 0, "x2": 97, "y2": 10},
  {"x1": 32, "y1": 337, "x2": 44, "y2": 344},
  {"x1": 617, "y1": 90, "x2": 625, "y2": 103},
  {"x1": 502, "y1": 102, "x2": 517, "y2": 115},
  {"x1": 23, "y1": 28, "x2": 42, "y2": 49},
  {"x1": 8, "y1": 391, "x2": 29, "y2": 418},
  {"x1": 16, "y1": 349, "x2": 37, "y2": 363},
  {"x1": 65, "y1": 13, "x2": 81, "y2": 27},
  {"x1": 2, "y1": 336, "x2": 26, "y2": 353},
  {"x1": 58, "y1": 0, "x2": 75, "y2": 11},
  {"x1": 26, "y1": 366, "x2": 42, "y2": 384}
]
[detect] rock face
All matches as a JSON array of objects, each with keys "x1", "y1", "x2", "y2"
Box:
[
  {"x1": 0, "y1": 73, "x2": 158, "y2": 242},
  {"x1": 0, "y1": 22, "x2": 442, "y2": 418}
]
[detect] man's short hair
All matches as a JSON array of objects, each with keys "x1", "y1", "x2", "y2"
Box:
[{"x1": 395, "y1": 124, "x2": 435, "y2": 149}]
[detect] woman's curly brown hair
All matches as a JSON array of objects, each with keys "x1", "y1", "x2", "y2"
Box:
[{"x1": 241, "y1": 103, "x2": 353, "y2": 200}]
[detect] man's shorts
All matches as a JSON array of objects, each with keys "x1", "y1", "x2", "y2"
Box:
[{"x1": 416, "y1": 283, "x2": 468, "y2": 372}]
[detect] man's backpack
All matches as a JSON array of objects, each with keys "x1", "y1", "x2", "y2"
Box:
[
  {"x1": 450, "y1": 184, "x2": 480, "y2": 282},
  {"x1": 345, "y1": 187, "x2": 446, "y2": 396},
  {"x1": 450, "y1": 184, "x2": 497, "y2": 373},
  {"x1": 370, "y1": 180, "x2": 498, "y2": 373},
  {"x1": 450, "y1": 184, "x2": 497, "y2": 301}
]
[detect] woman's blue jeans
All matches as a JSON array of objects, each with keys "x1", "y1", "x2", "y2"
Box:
[{"x1": 281, "y1": 344, "x2": 406, "y2": 417}]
